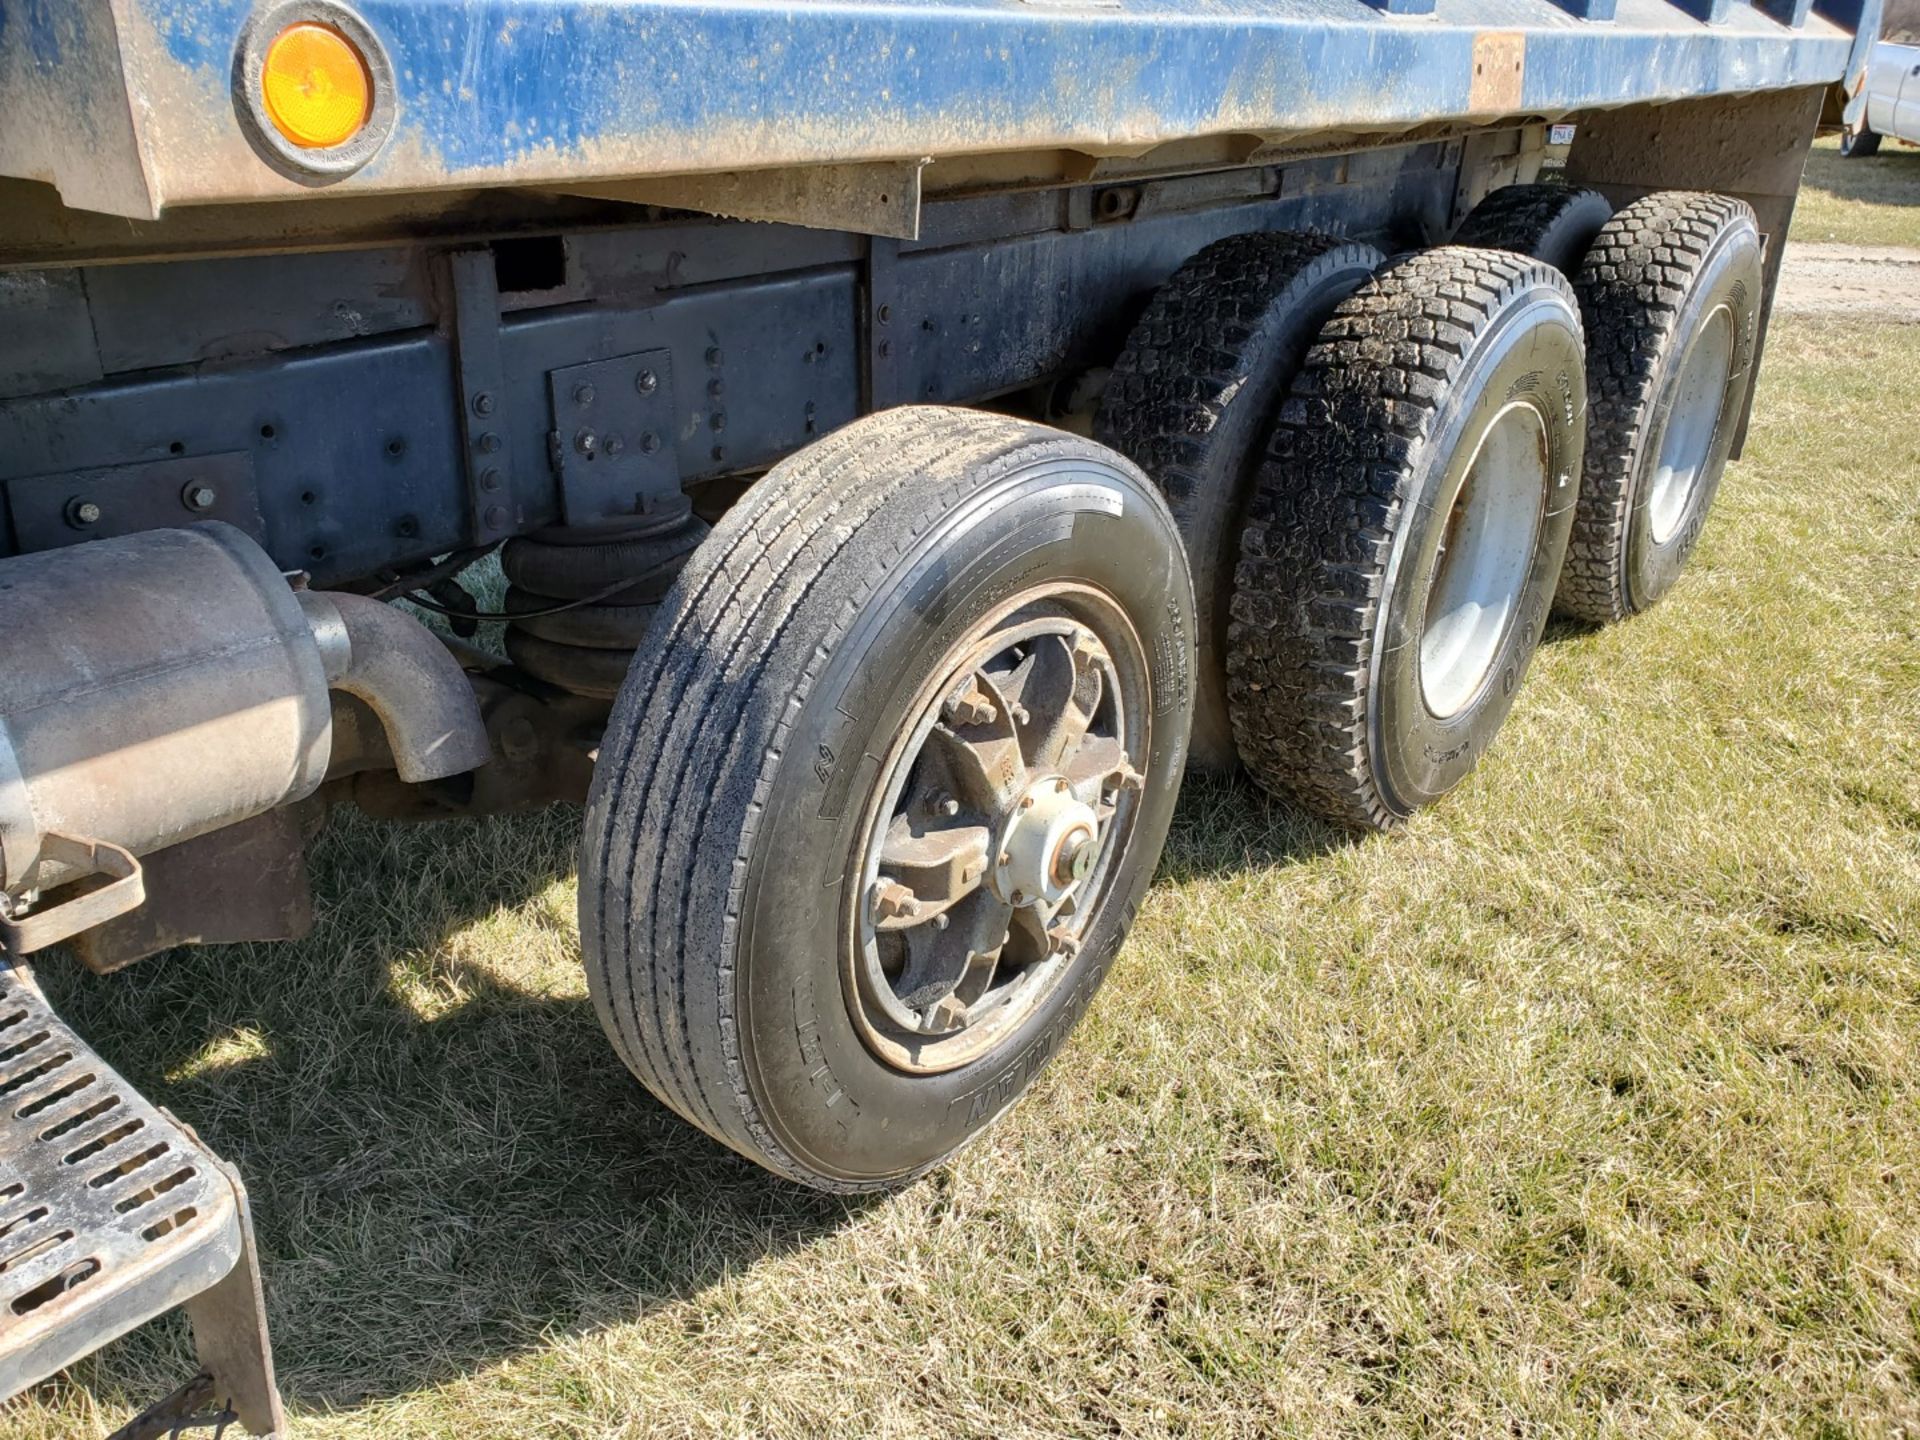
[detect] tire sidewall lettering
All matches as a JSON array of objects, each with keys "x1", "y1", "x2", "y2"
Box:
[{"x1": 735, "y1": 458, "x2": 1194, "y2": 1185}]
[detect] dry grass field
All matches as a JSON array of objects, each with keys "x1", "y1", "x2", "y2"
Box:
[{"x1": 6, "y1": 146, "x2": 1920, "y2": 1440}]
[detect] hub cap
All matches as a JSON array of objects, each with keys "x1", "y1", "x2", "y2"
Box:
[
  {"x1": 1419, "y1": 400, "x2": 1549, "y2": 719},
  {"x1": 850, "y1": 593, "x2": 1147, "y2": 1074},
  {"x1": 1647, "y1": 303, "x2": 1734, "y2": 546}
]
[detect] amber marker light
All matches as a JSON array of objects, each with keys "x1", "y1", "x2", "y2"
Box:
[{"x1": 260, "y1": 21, "x2": 371, "y2": 149}]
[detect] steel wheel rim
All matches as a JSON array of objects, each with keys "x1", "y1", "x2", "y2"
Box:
[
  {"x1": 1648, "y1": 304, "x2": 1734, "y2": 546},
  {"x1": 1419, "y1": 400, "x2": 1548, "y2": 720},
  {"x1": 847, "y1": 587, "x2": 1150, "y2": 1075}
]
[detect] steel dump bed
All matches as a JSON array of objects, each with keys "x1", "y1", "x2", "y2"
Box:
[{"x1": 0, "y1": 0, "x2": 1877, "y2": 221}]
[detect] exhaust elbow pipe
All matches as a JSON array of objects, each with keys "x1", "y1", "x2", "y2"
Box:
[{"x1": 298, "y1": 591, "x2": 492, "y2": 785}]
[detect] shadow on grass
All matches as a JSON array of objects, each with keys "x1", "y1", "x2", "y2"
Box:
[
  {"x1": 1799, "y1": 140, "x2": 1920, "y2": 217},
  {"x1": 1157, "y1": 768, "x2": 1359, "y2": 880},
  {"x1": 26, "y1": 765, "x2": 1344, "y2": 1415},
  {"x1": 31, "y1": 805, "x2": 878, "y2": 1413}
]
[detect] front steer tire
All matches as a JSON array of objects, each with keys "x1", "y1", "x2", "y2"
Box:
[
  {"x1": 581, "y1": 408, "x2": 1195, "y2": 1191},
  {"x1": 1228, "y1": 247, "x2": 1585, "y2": 831}
]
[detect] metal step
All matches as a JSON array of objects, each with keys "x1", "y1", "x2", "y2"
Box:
[{"x1": 0, "y1": 959, "x2": 258, "y2": 1410}]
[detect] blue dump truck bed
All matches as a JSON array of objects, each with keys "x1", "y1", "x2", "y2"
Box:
[{"x1": 0, "y1": 0, "x2": 1876, "y2": 220}]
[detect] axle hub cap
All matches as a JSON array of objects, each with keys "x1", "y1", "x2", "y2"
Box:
[
  {"x1": 849, "y1": 593, "x2": 1149, "y2": 1074},
  {"x1": 993, "y1": 776, "x2": 1100, "y2": 910}
]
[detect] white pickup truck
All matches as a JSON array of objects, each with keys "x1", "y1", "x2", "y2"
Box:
[{"x1": 1846, "y1": 0, "x2": 1920, "y2": 150}]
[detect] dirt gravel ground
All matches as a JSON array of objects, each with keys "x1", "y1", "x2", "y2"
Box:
[{"x1": 1776, "y1": 241, "x2": 1920, "y2": 320}]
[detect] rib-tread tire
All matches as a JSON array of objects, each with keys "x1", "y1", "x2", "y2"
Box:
[
  {"x1": 1227, "y1": 246, "x2": 1583, "y2": 830},
  {"x1": 580, "y1": 407, "x2": 1189, "y2": 1191},
  {"x1": 1096, "y1": 229, "x2": 1382, "y2": 771},
  {"x1": 1451, "y1": 184, "x2": 1613, "y2": 276},
  {"x1": 1556, "y1": 191, "x2": 1761, "y2": 624}
]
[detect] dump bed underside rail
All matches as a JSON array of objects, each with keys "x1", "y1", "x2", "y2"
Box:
[{"x1": 0, "y1": 0, "x2": 1877, "y2": 222}]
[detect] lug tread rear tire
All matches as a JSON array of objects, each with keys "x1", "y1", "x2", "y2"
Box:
[
  {"x1": 581, "y1": 408, "x2": 1157, "y2": 1191},
  {"x1": 1450, "y1": 183, "x2": 1613, "y2": 276},
  {"x1": 1096, "y1": 230, "x2": 1383, "y2": 770},
  {"x1": 1556, "y1": 190, "x2": 1757, "y2": 624},
  {"x1": 1226, "y1": 245, "x2": 1573, "y2": 831}
]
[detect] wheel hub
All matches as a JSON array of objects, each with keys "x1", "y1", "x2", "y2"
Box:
[
  {"x1": 1419, "y1": 399, "x2": 1549, "y2": 720},
  {"x1": 991, "y1": 776, "x2": 1101, "y2": 910},
  {"x1": 1647, "y1": 302, "x2": 1733, "y2": 546},
  {"x1": 849, "y1": 596, "x2": 1147, "y2": 1073}
]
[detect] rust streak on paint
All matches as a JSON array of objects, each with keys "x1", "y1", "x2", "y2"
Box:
[{"x1": 1469, "y1": 33, "x2": 1526, "y2": 115}]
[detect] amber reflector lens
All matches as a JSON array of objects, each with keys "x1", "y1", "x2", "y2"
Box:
[{"x1": 261, "y1": 22, "x2": 371, "y2": 149}]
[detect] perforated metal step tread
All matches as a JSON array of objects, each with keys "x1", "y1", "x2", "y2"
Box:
[{"x1": 0, "y1": 961, "x2": 243, "y2": 1402}]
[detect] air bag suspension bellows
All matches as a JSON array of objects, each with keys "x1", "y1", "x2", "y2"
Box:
[
  {"x1": 0, "y1": 523, "x2": 488, "y2": 949},
  {"x1": 500, "y1": 501, "x2": 708, "y2": 699}
]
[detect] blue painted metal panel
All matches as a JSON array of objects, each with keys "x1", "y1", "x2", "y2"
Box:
[
  {"x1": 0, "y1": 333, "x2": 465, "y2": 578},
  {"x1": 0, "y1": 0, "x2": 1874, "y2": 219}
]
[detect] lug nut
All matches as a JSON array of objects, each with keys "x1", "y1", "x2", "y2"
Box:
[
  {"x1": 870, "y1": 879, "x2": 918, "y2": 923},
  {"x1": 943, "y1": 688, "x2": 997, "y2": 727}
]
